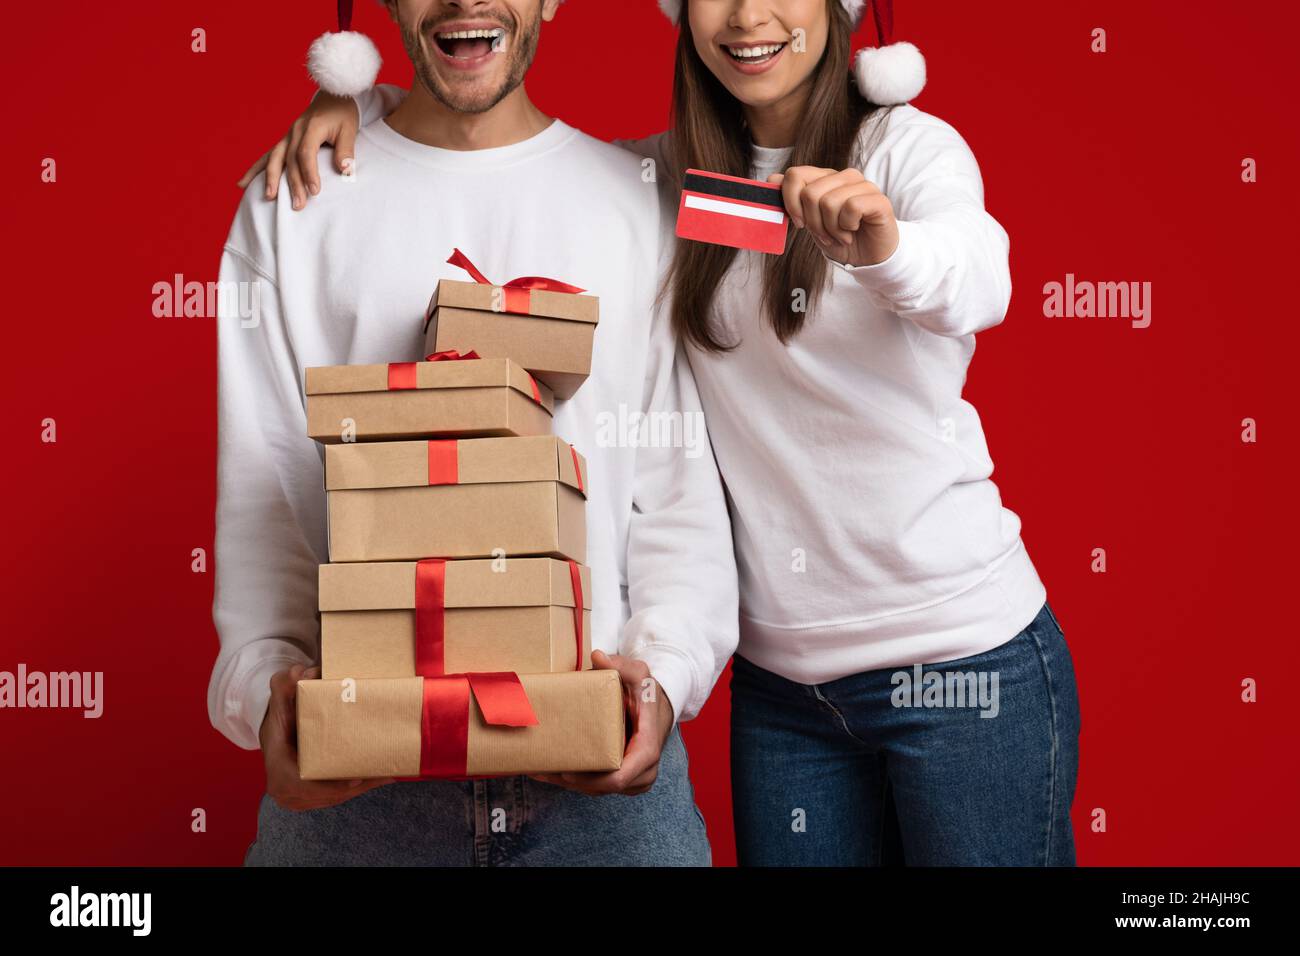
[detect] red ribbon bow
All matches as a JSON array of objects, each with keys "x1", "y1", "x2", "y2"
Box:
[
  {"x1": 424, "y1": 348, "x2": 480, "y2": 363},
  {"x1": 446, "y1": 248, "x2": 585, "y2": 316}
]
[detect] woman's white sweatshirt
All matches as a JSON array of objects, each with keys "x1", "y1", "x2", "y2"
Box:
[{"x1": 358, "y1": 88, "x2": 1047, "y2": 686}]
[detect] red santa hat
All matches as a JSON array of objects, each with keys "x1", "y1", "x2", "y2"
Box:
[{"x1": 658, "y1": 0, "x2": 925, "y2": 106}]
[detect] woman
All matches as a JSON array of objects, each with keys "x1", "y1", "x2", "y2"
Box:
[{"x1": 246, "y1": 0, "x2": 1081, "y2": 866}]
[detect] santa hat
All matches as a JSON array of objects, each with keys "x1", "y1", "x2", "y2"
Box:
[{"x1": 658, "y1": 0, "x2": 925, "y2": 106}]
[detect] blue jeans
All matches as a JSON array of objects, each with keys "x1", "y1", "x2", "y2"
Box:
[
  {"x1": 244, "y1": 726, "x2": 710, "y2": 866},
  {"x1": 730, "y1": 602, "x2": 1081, "y2": 866}
]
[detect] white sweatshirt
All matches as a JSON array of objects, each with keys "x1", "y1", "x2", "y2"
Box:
[
  {"x1": 209, "y1": 114, "x2": 739, "y2": 750},
  {"x1": 630, "y1": 108, "x2": 1045, "y2": 683},
  {"x1": 357, "y1": 90, "x2": 1046, "y2": 685}
]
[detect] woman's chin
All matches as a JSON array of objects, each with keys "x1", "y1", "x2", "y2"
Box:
[{"x1": 721, "y1": 81, "x2": 792, "y2": 112}]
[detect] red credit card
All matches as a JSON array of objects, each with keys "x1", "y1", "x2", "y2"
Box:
[{"x1": 676, "y1": 168, "x2": 789, "y2": 255}]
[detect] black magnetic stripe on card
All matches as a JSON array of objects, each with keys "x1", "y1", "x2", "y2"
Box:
[{"x1": 683, "y1": 172, "x2": 786, "y2": 210}]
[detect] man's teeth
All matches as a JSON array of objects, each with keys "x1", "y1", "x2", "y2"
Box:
[
  {"x1": 438, "y1": 28, "x2": 506, "y2": 40},
  {"x1": 728, "y1": 43, "x2": 785, "y2": 59}
]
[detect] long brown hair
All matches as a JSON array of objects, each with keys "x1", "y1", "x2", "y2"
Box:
[{"x1": 663, "y1": 1, "x2": 884, "y2": 352}]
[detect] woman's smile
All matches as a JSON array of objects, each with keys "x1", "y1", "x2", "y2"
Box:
[{"x1": 721, "y1": 41, "x2": 788, "y2": 75}]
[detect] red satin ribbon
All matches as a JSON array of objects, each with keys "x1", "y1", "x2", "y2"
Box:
[
  {"x1": 467, "y1": 673, "x2": 539, "y2": 727},
  {"x1": 414, "y1": 559, "x2": 447, "y2": 677},
  {"x1": 386, "y1": 350, "x2": 480, "y2": 391},
  {"x1": 387, "y1": 362, "x2": 418, "y2": 390},
  {"x1": 568, "y1": 444, "x2": 584, "y2": 494},
  {"x1": 416, "y1": 673, "x2": 539, "y2": 779},
  {"x1": 387, "y1": 348, "x2": 540, "y2": 408},
  {"x1": 425, "y1": 348, "x2": 480, "y2": 363},
  {"x1": 427, "y1": 440, "x2": 458, "y2": 485},
  {"x1": 446, "y1": 248, "x2": 586, "y2": 317},
  {"x1": 567, "y1": 560, "x2": 585, "y2": 670},
  {"x1": 418, "y1": 675, "x2": 468, "y2": 778}
]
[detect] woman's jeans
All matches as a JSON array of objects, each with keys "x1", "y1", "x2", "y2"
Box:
[{"x1": 730, "y1": 602, "x2": 1081, "y2": 866}]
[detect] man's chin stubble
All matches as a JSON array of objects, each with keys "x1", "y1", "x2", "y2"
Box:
[{"x1": 417, "y1": 66, "x2": 517, "y2": 115}]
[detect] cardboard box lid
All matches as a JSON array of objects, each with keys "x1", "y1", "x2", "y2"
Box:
[
  {"x1": 324, "y1": 435, "x2": 588, "y2": 496},
  {"x1": 429, "y1": 279, "x2": 599, "y2": 327},
  {"x1": 319, "y1": 558, "x2": 591, "y2": 612},
  {"x1": 304, "y1": 357, "x2": 555, "y2": 415}
]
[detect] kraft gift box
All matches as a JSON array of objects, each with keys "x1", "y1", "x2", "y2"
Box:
[
  {"x1": 304, "y1": 356, "x2": 554, "y2": 444},
  {"x1": 319, "y1": 557, "x2": 592, "y2": 679},
  {"x1": 325, "y1": 435, "x2": 588, "y2": 563},
  {"x1": 296, "y1": 670, "x2": 625, "y2": 780},
  {"x1": 424, "y1": 279, "x2": 599, "y2": 400}
]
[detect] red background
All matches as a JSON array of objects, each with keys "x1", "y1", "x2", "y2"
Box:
[{"x1": 3, "y1": 1, "x2": 1296, "y2": 866}]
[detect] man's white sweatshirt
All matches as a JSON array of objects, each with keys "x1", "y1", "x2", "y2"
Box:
[{"x1": 209, "y1": 116, "x2": 739, "y2": 750}]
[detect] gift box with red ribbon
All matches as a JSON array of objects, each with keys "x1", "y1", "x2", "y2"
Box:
[
  {"x1": 423, "y1": 249, "x2": 599, "y2": 400},
  {"x1": 319, "y1": 557, "x2": 591, "y2": 679},
  {"x1": 304, "y1": 353, "x2": 553, "y2": 444},
  {"x1": 325, "y1": 435, "x2": 588, "y2": 564},
  {"x1": 296, "y1": 669, "x2": 625, "y2": 780}
]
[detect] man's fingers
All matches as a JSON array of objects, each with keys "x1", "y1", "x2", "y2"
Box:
[
  {"x1": 285, "y1": 123, "x2": 308, "y2": 211},
  {"x1": 299, "y1": 121, "x2": 331, "y2": 196},
  {"x1": 334, "y1": 123, "x2": 358, "y2": 176},
  {"x1": 263, "y1": 140, "x2": 289, "y2": 200},
  {"x1": 238, "y1": 151, "x2": 270, "y2": 190}
]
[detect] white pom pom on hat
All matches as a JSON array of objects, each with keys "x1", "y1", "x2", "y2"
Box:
[
  {"x1": 659, "y1": 0, "x2": 925, "y2": 105},
  {"x1": 308, "y1": 1, "x2": 381, "y2": 96}
]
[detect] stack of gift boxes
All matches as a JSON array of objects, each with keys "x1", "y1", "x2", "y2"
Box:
[{"x1": 294, "y1": 252, "x2": 623, "y2": 780}]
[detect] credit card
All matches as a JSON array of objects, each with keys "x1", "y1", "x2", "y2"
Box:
[{"x1": 676, "y1": 168, "x2": 789, "y2": 255}]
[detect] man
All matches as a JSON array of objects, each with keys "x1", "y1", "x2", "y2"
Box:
[{"x1": 210, "y1": 0, "x2": 738, "y2": 865}]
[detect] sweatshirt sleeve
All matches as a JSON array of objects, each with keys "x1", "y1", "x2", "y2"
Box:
[
  {"x1": 207, "y1": 210, "x2": 324, "y2": 750},
  {"x1": 620, "y1": 307, "x2": 740, "y2": 725},
  {"x1": 838, "y1": 109, "x2": 1013, "y2": 338},
  {"x1": 353, "y1": 83, "x2": 407, "y2": 126}
]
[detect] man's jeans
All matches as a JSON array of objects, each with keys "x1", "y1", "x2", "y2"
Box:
[
  {"x1": 730, "y1": 602, "x2": 1082, "y2": 866},
  {"x1": 245, "y1": 726, "x2": 710, "y2": 866}
]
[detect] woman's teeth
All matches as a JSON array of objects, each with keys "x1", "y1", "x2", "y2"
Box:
[{"x1": 725, "y1": 43, "x2": 786, "y2": 62}]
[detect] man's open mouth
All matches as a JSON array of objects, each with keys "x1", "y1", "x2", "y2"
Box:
[
  {"x1": 434, "y1": 28, "x2": 507, "y2": 60},
  {"x1": 723, "y1": 43, "x2": 787, "y2": 65}
]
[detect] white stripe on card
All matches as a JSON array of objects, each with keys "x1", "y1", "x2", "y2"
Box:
[{"x1": 684, "y1": 194, "x2": 785, "y2": 224}]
